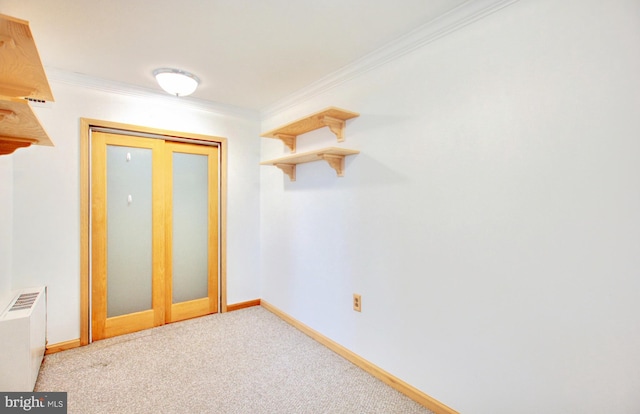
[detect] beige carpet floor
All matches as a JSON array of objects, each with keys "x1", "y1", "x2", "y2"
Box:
[{"x1": 35, "y1": 306, "x2": 434, "y2": 414}]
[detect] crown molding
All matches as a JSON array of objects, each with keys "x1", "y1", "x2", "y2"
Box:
[
  {"x1": 44, "y1": 67, "x2": 259, "y2": 119},
  {"x1": 260, "y1": 0, "x2": 520, "y2": 119}
]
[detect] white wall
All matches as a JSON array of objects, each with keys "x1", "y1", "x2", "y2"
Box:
[
  {"x1": 0, "y1": 156, "x2": 13, "y2": 304},
  {"x1": 11, "y1": 80, "x2": 261, "y2": 344},
  {"x1": 260, "y1": 0, "x2": 640, "y2": 412}
]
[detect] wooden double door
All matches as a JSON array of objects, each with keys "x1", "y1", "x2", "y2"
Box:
[{"x1": 91, "y1": 131, "x2": 219, "y2": 341}]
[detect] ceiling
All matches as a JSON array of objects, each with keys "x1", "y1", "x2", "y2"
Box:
[{"x1": 0, "y1": 0, "x2": 470, "y2": 110}]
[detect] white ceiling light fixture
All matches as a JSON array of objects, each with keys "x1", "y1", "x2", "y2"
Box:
[{"x1": 153, "y1": 68, "x2": 200, "y2": 97}]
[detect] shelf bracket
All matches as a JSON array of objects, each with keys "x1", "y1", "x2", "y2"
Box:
[
  {"x1": 0, "y1": 136, "x2": 35, "y2": 155},
  {"x1": 273, "y1": 133, "x2": 296, "y2": 153},
  {"x1": 318, "y1": 153, "x2": 345, "y2": 177},
  {"x1": 320, "y1": 116, "x2": 346, "y2": 142},
  {"x1": 274, "y1": 163, "x2": 296, "y2": 181}
]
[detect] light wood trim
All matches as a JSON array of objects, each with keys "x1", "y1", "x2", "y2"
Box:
[
  {"x1": 219, "y1": 138, "x2": 228, "y2": 313},
  {"x1": 80, "y1": 118, "x2": 228, "y2": 344},
  {"x1": 79, "y1": 119, "x2": 90, "y2": 346},
  {"x1": 209, "y1": 144, "x2": 220, "y2": 314},
  {"x1": 261, "y1": 107, "x2": 359, "y2": 151},
  {"x1": 170, "y1": 298, "x2": 211, "y2": 323},
  {"x1": 152, "y1": 137, "x2": 167, "y2": 328},
  {"x1": 227, "y1": 299, "x2": 261, "y2": 312},
  {"x1": 260, "y1": 301, "x2": 459, "y2": 414},
  {"x1": 261, "y1": 147, "x2": 359, "y2": 180},
  {"x1": 0, "y1": 14, "x2": 54, "y2": 101},
  {"x1": 104, "y1": 309, "x2": 156, "y2": 338},
  {"x1": 45, "y1": 339, "x2": 81, "y2": 355},
  {"x1": 90, "y1": 131, "x2": 107, "y2": 340},
  {"x1": 164, "y1": 143, "x2": 174, "y2": 323},
  {"x1": 79, "y1": 118, "x2": 225, "y2": 144}
]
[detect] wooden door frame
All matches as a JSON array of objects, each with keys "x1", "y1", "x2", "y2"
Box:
[{"x1": 79, "y1": 118, "x2": 228, "y2": 346}]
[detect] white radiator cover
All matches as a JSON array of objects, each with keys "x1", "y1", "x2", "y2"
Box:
[{"x1": 0, "y1": 286, "x2": 47, "y2": 391}]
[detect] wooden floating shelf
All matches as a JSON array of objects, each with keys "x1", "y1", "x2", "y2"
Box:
[
  {"x1": 0, "y1": 14, "x2": 55, "y2": 156},
  {"x1": 261, "y1": 107, "x2": 359, "y2": 153},
  {"x1": 0, "y1": 97, "x2": 52, "y2": 155},
  {"x1": 0, "y1": 14, "x2": 54, "y2": 102},
  {"x1": 261, "y1": 147, "x2": 359, "y2": 181}
]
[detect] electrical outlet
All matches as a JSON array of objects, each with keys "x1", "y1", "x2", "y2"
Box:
[{"x1": 353, "y1": 294, "x2": 362, "y2": 312}]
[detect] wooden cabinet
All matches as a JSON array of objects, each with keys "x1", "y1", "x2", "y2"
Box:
[
  {"x1": 261, "y1": 107, "x2": 360, "y2": 181},
  {"x1": 0, "y1": 14, "x2": 54, "y2": 155}
]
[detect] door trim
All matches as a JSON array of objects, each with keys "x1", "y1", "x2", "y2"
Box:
[{"x1": 80, "y1": 118, "x2": 228, "y2": 346}]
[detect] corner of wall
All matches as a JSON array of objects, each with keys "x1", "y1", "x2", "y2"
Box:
[{"x1": 0, "y1": 154, "x2": 14, "y2": 303}]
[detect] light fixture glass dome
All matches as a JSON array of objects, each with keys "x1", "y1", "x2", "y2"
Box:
[{"x1": 153, "y1": 68, "x2": 200, "y2": 97}]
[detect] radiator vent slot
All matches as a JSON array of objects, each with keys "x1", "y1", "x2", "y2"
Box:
[
  {"x1": 25, "y1": 97, "x2": 46, "y2": 103},
  {"x1": 9, "y1": 293, "x2": 40, "y2": 311},
  {"x1": 24, "y1": 97, "x2": 53, "y2": 108}
]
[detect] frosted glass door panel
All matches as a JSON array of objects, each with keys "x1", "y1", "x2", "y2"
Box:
[
  {"x1": 106, "y1": 145, "x2": 153, "y2": 317},
  {"x1": 172, "y1": 152, "x2": 209, "y2": 303}
]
